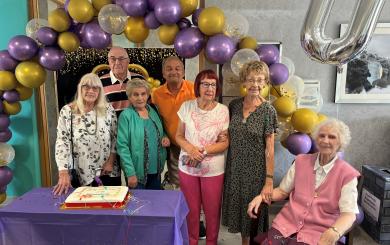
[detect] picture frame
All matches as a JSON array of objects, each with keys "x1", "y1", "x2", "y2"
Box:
[{"x1": 335, "y1": 23, "x2": 390, "y2": 103}]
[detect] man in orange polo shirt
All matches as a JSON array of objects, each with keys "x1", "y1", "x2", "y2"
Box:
[{"x1": 151, "y1": 56, "x2": 195, "y2": 188}]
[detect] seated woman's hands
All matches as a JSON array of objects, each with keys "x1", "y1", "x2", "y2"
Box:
[
  {"x1": 247, "y1": 194, "x2": 264, "y2": 218},
  {"x1": 127, "y1": 175, "x2": 138, "y2": 188},
  {"x1": 318, "y1": 228, "x2": 340, "y2": 245},
  {"x1": 53, "y1": 170, "x2": 71, "y2": 196},
  {"x1": 161, "y1": 137, "x2": 170, "y2": 147}
]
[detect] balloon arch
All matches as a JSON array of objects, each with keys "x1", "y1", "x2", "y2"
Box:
[{"x1": 0, "y1": 0, "x2": 326, "y2": 202}]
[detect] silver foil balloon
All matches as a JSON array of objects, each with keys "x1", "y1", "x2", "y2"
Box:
[{"x1": 301, "y1": 0, "x2": 385, "y2": 66}]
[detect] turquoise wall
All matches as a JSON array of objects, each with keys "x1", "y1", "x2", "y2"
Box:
[{"x1": 0, "y1": 0, "x2": 42, "y2": 196}]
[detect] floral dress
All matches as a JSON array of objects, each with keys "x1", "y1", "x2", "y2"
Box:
[{"x1": 55, "y1": 104, "x2": 119, "y2": 186}]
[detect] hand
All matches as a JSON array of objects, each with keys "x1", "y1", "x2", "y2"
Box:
[
  {"x1": 247, "y1": 195, "x2": 263, "y2": 218},
  {"x1": 217, "y1": 132, "x2": 228, "y2": 142},
  {"x1": 161, "y1": 137, "x2": 170, "y2": 147},
  {"x1": 318, "y1": 228, "x2": 339, "y2": 245},
  {"x1": 102, "y1": 160, "x2": 114, "y2": 175},
  {"x1": 127, "y1": 175, "x2": 138, "y2": 188},
  {"x1": 260, "y1": 180, "x2": 273, "y2": 205},
  {"x1": 53, "y1": 170, "x2": 71, "y2": 196},
  {"x1": 189, "y1": 146, "x2": 204, "y2": 162},
  {"x1": 187, "y1": 158, "x2": 201, "y2": 167}
]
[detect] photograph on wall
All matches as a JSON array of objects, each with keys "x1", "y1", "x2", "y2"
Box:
[{"x1": 335, "y1": 23, "x2": 390, "y2": 103}]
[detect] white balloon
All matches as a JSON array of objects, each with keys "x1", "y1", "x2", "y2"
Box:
[
  {"x1": 223, "y1": 12, "x2": 249, "y2": 42},
  {"x1": 230, "y1": 49, "x2": 260, "y2": 77},
  {"x1": 26, "y1": 18, "x2": 48, "y2": 40},
  {"x1": 283, "y1": 75, "x2": 305, "y2": 99},
  {"x1": 281, "y1": 56, "x2": 295, "y2": 78},
  {"x1": 0, "y1": 143, "x2": 15, "y2": 167},
  {"x1": 98, "y1": 4, "x2": 128, "y2": 35}
]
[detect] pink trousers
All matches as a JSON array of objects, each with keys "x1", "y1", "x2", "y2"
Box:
[{"x1": 179, "y1": 170, "x2": 224, "y2": 245}]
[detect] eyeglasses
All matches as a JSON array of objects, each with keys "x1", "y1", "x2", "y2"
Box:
[
  {"x1": 200, "y1": 82, "x2": 217, "y2": 89},
  {"x1": 246, "y1": 79, "x2": 267, "y2": 84},
  {"x1": 82, "y1": 85, "x2": 100, "y2": 92},
  {"x1": 109, "y1": 56, "x2": 129, "y2": 63}
]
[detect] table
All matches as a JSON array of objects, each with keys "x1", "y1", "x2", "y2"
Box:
[{"x1": 0, "y1": 188, "x2": 189, "y2": 245}]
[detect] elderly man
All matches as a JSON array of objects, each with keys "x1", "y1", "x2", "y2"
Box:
[{"x1": 100, "y1": 46, "x2": 144, "y2": 117}]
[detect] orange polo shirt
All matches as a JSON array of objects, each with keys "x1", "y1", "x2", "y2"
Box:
[{"x1": 151, "y1": 80, "x2": 195, "y2": 146}]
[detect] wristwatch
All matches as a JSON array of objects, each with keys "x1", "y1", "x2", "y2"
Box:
[{"x1": 202, "y1": 148, "x2": 207, "y2": 156}]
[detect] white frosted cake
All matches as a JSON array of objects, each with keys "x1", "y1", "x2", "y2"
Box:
[{"x1": 64, "y1": 186, "x2": 130, "y2": 209}]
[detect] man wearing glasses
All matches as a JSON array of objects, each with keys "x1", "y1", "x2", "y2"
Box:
[{"x1": 100, "y1": 46, "x2": 144, "y2": 117}]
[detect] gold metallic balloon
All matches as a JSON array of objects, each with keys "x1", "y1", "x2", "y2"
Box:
[
  {"x1": 58, "y1": 32, "x2": 80, "y2": 52},
  {"x1": 48, "y1": 8, "x2": 71, "y2": 32},
  {"x1": 317, "y1": 113, "x2": 328, "y2": 124},
  {"x1": 0, "y1": 71, "x2": 17, "y2": 90},
  {"x1": 15, "y1": 83, "x2": 33, "y2": 101},
  {"x1": 239, "y1": 84, "x2": 247, "y2": 97},
  {"x1": 272, "y1": 96, "x2": 296, "y2": 118},
  {"x1": 153, "y1": 79, "x2": 161, "y2": 87},
  {"x1": 260, "y1": 84, "x2": 270, "y2": 98},
  {"x1": 92, "y1": 0, "x2": 112, "y2": 11},
  {"x1": 0, "y1": 193, "x2": 6, "y2": 204},
  {"x1": 270, "y1": 85, "x2": 282, "y2": 98},
  {"x1": 198, "y1": 7, "x2": 225, "y2": 36},
  {"x1": 124, "y1": 17, "x2": 150, "y2": 43},
  {"x1": 180, "y1": 0, "x2": 198, "y2": 17},
  {"x1": 239, "y1": 36, "x2": 257, "y2": 50},
  {"x1": 68, "y1": 0, "x2": 94, "y2": 23},
  {"x1": 158, "y1": 25, "x2": 179, "y2": 45},
  {"x1": 291, "y1": 108, "x2": 318, "y2": 134},
  {"x1": 3, "y1": 101, "x2": 21, "y2": 115},
  {"x1": 15, "y1": 61, "x2": 46, "y2": 89}
]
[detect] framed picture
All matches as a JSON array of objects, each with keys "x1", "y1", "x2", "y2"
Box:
[
  {"x1": 335, "y1": 23, "x2": 390, "y2": 103},
  {"x1": 219, "y1": 41, "x2": 282, "y2": 106}
]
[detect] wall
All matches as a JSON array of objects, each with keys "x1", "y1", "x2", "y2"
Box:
[{"x1": 0, "y1": 0, "x2": 42, "y2": 196}]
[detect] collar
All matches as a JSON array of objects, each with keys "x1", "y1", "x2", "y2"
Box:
[
  {"x1": 313, "y1": 154, "x2": 338, "y2": 174},
  {"x1": 162, "y1": 80, "x2": 186, "y2": 95},
  {"x1": 109, "y1": 70, "x2": 131, "y2": 85}
]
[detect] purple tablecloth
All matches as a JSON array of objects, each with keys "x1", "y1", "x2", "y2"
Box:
[{"x1": 0, "y1": 188, "x2": 189, "y2": 245}]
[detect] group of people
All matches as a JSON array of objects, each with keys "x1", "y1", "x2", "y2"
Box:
[{"x1": 53, "y1": 46, "x2": 361, "y2": 245}]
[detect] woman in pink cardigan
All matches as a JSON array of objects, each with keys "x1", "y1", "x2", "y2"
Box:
[{"x1": 247, "y1": 118, "x2": 360, "y2": 245}]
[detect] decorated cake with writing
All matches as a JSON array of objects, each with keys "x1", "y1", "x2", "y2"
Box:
[{"x1": 64, "y1": 186, "x2": 130, "y2": 209}]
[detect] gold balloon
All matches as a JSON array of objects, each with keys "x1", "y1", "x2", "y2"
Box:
[
  {"x1": 68, "y1": 0, "x2": 94, "y2": 23},
  {"x1": 124, "y1": 17, "x2": 150, "y2": 43},
  {"x1": 317, "y1": 113, "x2": 328, "y2": 124},
  {"x1": 58, "y1": 32, "x2": 80, "y2": 52},
  {"x1": 15, "y1": 61, "x2": 46, "y2": 89},
  {"x1": 270, "y1": 85, "x2": 282, "y2": 98},
  {"x1": 92, "y1": 0, "x2": 112, "y2": 11},
  {"x1": 0, "y1": 193, "x2": 6, "y2": 204},
  {"x1": 198, "y1": 7, "x2": 225, "y2": 36},
  {"x1": 48, "y1": 8, "x2": 71, "y2": 32},
  {"x1": 153, "y1": 79, "x2": 161, "y2": 87},
  {"x1": 239, "y1": 36, "x2": 258, "y2": 50},
  {"x1": 158, "y1": 25, "x2": 179, "y2": 45},
  {"x1": 0, "y1": 71, "x2": 17, "y2": 90},
  {"x1": 15, "y1": 83, "x2": 33, "y2": 101},
  {"x1": 180, "y1": 0, "x2": 198, "y2": 17},
  {"x1": 261, "y1": 84, "x2": 270, "y2": 98},
  {"x1": 239, "y1": 84, "x2": 247, "y2": 97},
  {"x1": 272, "y1": 96, "x2": 296, "y2": 118},
  {"x1": 3, "y1": 101, "x2": 21, "y2": 115},
  {"x1": 291, "y1": 108, "x2": 318, "y2": 134}
]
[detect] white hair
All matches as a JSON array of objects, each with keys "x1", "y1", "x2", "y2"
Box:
[{"x1": 311, "y1": 118, "x2": 351, "y2": 151}]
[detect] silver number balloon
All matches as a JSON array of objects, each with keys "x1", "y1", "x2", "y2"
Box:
[{"x1": 301, "y1": 0, "x2": 385, "y2": 66}]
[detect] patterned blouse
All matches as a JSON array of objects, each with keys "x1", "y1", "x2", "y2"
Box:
[{"x1": 55, "y1": 104, "x2": 119, "y2": 186}]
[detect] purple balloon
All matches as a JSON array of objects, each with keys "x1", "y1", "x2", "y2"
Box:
[
  {"x1": 0, "y1": 166, "x2": 13, "y2": 187},
  {"x1": 7, "y1": 35, "x2": 39, "y2": 61},
  {"x1": 205, "y1": 34, "x2": 236, "y2": 64},
  {"x1": 256, "y1": 44, "x2": 280, "y2": 66},
  {"x1": 308, "y1": 137, "x2": 318, "y2": 153},
  {"x1": 2, "y1": 91, "x2": 20, "y2": 103},
  {"x1": 191, "y1": 8, "x2": 203, "y2": 26},
  {"x1": 269, "y1": 63, "x2": 289, "y2": 85},
  {"x1": 71, "y1": 23, "x2": 91, "y2": 48},
  {"x1": 0, "y1": 101, "x2": 2, "y2": 113},
  {"x1": 154, "y1": 0, "x2": 181, "y2": 25},
  {"x1": 0, "y1": 185, "x2": 6, "y2": 194},
  {"x1": 38, "y1": 47, "x2": 66, "y2": 71},
  {"x1": 84, "y1": 20, "x2": 112, "y2": 49},
  {"x1": 174, "y1": 27, "x2": 205, "y2": 58},
  {"x1": 0, "y1": 114, "x2": 10, "y2": 131},
  {"x1": 0, "y1": 50, "x2": 18, "y2": 71},
  {"x1": 36, "y1": 27, "x2": 58, "y2": 46},
  {"x1": 285, "y1": 132, "x2": 312, "y2": 155},
  {"x1": 0, "y1": 129, "x2": 12, "y2": 143},
  {"x1": 177, "y1": 18, "x2": 191, "y2": 30},
  {"x1": 147, "y1": 0, "x2": 159, "y2": 10},
  {"x1": 121, "y1": 0, "x2": 148, "y2": 17},
  {"x1": 144, "y1": 11, "x2": 161, "y2": 29}
]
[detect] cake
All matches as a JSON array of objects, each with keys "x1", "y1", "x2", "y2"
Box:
[{"x1": 63, "y1": 186, "x2": 130, "y2": 209}]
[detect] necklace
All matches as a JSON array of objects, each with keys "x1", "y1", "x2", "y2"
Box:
[{"x1": 83, "y1": 111, "x2": 97, "y2": 135}]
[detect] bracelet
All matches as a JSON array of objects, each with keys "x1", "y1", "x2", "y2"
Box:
[
  {"x1": 266, "y1": 174, "x2": 273, "y2": 179},
  {"x1": 330, "y1": 226, "x2": 341, "y2": 238}
]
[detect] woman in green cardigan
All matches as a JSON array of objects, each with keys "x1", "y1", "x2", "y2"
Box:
[{"x1": 117, "y1": 78, "x2": 170, "y2": 189}]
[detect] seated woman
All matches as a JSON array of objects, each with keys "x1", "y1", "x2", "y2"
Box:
[
  {"x1": 117, "y1": 78, "x2": 170, "y2": 189},
  {"x1": 247, "y1": 118, "x2": 360, "y2": 245},
  {"x1": 54, "y1": 73, "x2": 119, "y2": 195}
]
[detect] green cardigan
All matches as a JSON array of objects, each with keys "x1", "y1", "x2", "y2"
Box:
[{"x1": 117, "y1": 105, "x2": 167, "y2": 182}]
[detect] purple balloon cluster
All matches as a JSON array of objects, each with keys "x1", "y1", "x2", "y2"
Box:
[
  {"x1": 285, "y1": 132, "x2": 312, "y2": 155},
  {"x1": 256, "y1": 44, "x2": 289, "y2": 85},
  {"x1": 0, "y1": 166, "x2": 13, "y2": 188}
]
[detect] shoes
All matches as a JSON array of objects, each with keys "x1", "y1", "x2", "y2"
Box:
[{"x1": 199, "y1": 221, "x2": 206, "y2": 240}]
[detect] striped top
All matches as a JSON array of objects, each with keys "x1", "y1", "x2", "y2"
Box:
[{"x1": 100, "y1": 71, "x2": 144, "y2": 117}]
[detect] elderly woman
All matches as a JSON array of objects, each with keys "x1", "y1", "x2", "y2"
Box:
[
  {"x1": 54, "y1": 73, "x2": 119, "y2": 195},
  {"x1": 222, "y1": 60, "x2": 278, "y2": 245},
  {"x1": 116, "y1": 78, "x2": 169, "y2": 189},
  {"x1": 176, "y1": 69, "x2": 229, "y2": 245},
  {"x1": 248, "y1": 118, "x2": 360, "y2": 245}
]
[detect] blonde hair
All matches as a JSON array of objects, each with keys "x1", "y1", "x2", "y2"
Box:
[
  {"x1": 72, "y1": 73, "x2": 107, "y2": 116},
  {"x1": 311, "y1": 118, "x2": 351, "y2": 151},
  {"x1": 239, "y1": 60, "x2": 270, "y2": 84},
  {"x1": 126, "y1": 78, "x2": 151, "y2": 97}
]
